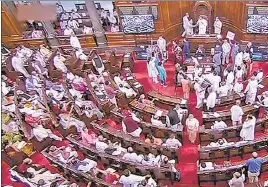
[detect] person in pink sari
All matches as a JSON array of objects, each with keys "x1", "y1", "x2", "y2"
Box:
[{"x1": 81, "y1": 127, "x2": 97, "y2": 145}]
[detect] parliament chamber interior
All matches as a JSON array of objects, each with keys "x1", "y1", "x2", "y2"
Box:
[{"x1": 2, "y1": 1, "x2": 268, "y2": 187}]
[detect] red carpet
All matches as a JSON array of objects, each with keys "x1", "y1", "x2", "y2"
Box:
[{"x1": 133, "y1": 43, "x2": 268, "y2": 186}]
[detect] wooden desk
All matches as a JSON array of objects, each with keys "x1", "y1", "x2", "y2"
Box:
[
  {"x1": 122, "y1": 53, "x2": 134, "y2": 71},
  {"x1": 53, "y1": 34, "x2": 96, "y2": 49},
  {"x1": 147, "y1": 90, "x2": 188, "y2": 110},
  {"x1": 110, "y1": 108, "x2": 184, "y2": 144},
  {"x1": 123, "y1": 68, "x2": 144, "y2": 96},
  {"x1": 198, "y1": 135, "x2": 268, "y2": 161},
  {"x1": 92, "y1": 121, "x2": 179, "y2": 161},
  {"x1": 214, "y1": 93, "x2": 246, "y2": 109},
  {"x1": 199, "y1": 117, "x2": 268, "y2": 145},
  {"x1": 197, "y1": 155, "x2": 268, "y2": 186},
  {"x1": 129, "y1": 99, "x2": 169, "y2": 122},
  {"x1": 202, "y1": 105, "x2": 260, "y2": 127},
  {"x1": 66, "y1": 134, "x2": 175, "y2": 182}
]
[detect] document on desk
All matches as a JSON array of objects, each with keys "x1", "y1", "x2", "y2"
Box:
[
  {"x1": 180, "y1": 99, "x2": 187, "y2": 105},
  {"x1": 126, "y1": 76, "x2": 133, "y2": 80},
  {"x1": 238, "y1": 92, "x2": 245, "y2": 97},
  {"x1": 135, "y1": 84, "x2": 142, "y2": 88}
]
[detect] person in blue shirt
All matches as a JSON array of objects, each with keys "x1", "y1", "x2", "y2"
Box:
[
  {"x1": 246, "y1": 152, "x2": 264, "y2": 183},
  {"x1": 157, "y1": 61, "x2": 167, "y2": 87}
]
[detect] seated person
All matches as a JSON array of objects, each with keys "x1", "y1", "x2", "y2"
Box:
[
  {"x1": 207, "y1": 138, "x2": 229, "y2": 147},
  {"x1": 195, "y1": 45, "x2": 205, "y2": 58},
  {"x1": 141, "y1": 155, "x2": 156, "y2": 167},
  {"x1": 80, "y1": 127, "x2": 97, "y2": 145},
  {"x1": 122, "y1": 147, "x2": 143, "y2": 163},
  {"x1": 19, "y1": 45, "x2": 33, "y2": 59},
  {"x1": 48, "y1": 146, "x2": 78, "y2": 164},
  {"x1": 151, "y1": 115, "x2": 166, "y2": 127},
  {"x1": 59, "y1": 113, "x2": 85, "y2": 132},
  {"x1": 122, "y1": 110, "x2": 142, "y2": 137},
  {"x1": 71, "y1": 158, "x2": 98, "y2": 173},
  {"x1": 111, "y1": 24, "x2": 120, "y2": 32},
  {"x1": 53, "y1": 52, "x2": 67, "y2": 73},
  {"x1": 64, "y1": 25, "x2": 74, "y2": 36},
  {"x1": 75, "y1": 97, "x2": 104, "y2": 120},
  {"x1": 25, "y1": 167, "x2": 61, "y2": 186},
  {"x1": 32, "y1": 53, "x2": 49, "y2": 78},
  {"x1": 11, "y1": 51, "x2": 30, "y2": 77},
  {"x1": 75, "y1": 48, "x2": 88, "y2": 61},
  {"x1": 39, "y1": 44, "x2": 52, "y2": 59},
  {"x1": 145, "y1": 134, "x2": 163, "y2": 146},
  {"x1": 119, "y1": 169, "x2": 152, "y2": 187},
  {"x1": 199, "y1": 161, "x2": 214, "y2": 171},
  {"x1": 164, "y1": 134, "x2": 182, "y2": 149},
  {"x1": 211, "y1": 120, "x2": 227, "y2": 129},
  {"x1": 31, "y1": 29, "x2": 44, "y2": 38},
  {"x1": 32, "y1": 124, "x2": 62, "y2": 142},
  {"x1": 217, "y1": 82, "x2": 229, "y2": 97},
  {"x1": 138, "y1": 94, "x2": 154, "y2": 106},
  {"x1": 92, "y1": 53, "x2": 105, "y2": 75},
  {"x1": 83, "y1": 25, "x2": 94, "y2": 35},
  {"x1": 25, "y1": 71, "x2": 42, "y2": 96},
  {"x1": 93, "y1": 85, "x2": 107, "y2": 101},
  {"x1": 257, "y1": 91, "x2": 268, "y2": 115},
  {"x1": 114, "y1": 73, "x2": 127, "y2": 86},
  {"x1": 95, "y1": 135, "x2": 125, "y2": 155},
  {"x1": 118, "y1": 84, "x2": 137, "y2": 98}
]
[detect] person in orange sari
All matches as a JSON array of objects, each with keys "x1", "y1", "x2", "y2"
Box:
[{"x1": 145, "y1": 134, "x2": 163, "y2": 146}]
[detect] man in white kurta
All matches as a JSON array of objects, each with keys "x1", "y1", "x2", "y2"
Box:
[
  {"x1": 70, "y1": 34, "x2": 81, "y2": 49},
  {"x1": 194, "y1": 79, "x2": 205, "y2": 109},
  {"x1": 68, "y1": 19, "x2": 79, "y2": 29},
  {"x1": 206, "y1": 88, "x2": 217, "y2": 111},
  {"x1": 75, "y1": 48, "x2": 88, "y2": 61},
  {"x1": 244, "y1": 77, "x2": 258, "y2": 105},
  {"x1": 157, "y1": 36, "x2": 167, "y2": 57},
  {"x1": 53, "y1": 52, "x2": 67, "y2": 73},
  {"x1": 211, "y1": 72, "x2": 221, "y2": 92},
  {"x1": 218, "y1": 82, "x2": 229, "y2": 97},
  {"x1": 235, "y1": 51, "x2": 243, "y2": 69},
  {"x1": 64, "y1": 26, "x2": 74, "y2": 36},
  {"x1": 119, "y1": 170, "x2": 149, "y2": 187},
  {"x1": 214, "y1": 17, "x2": 222, "y2": 35},
  {"x1": 11, "y1": 53, "x2": 30, "y2": 77},
  {"x1": 226, "y1": 70, "x2": 235, "y2": 91},
  {"x1": 197, "y1": 16, "x2": 208, "y2": 35},
  {"x1": 230, "y1": 100, "x2": 244, "y2": 126},
  {"x1": 222, "y1": 39, "x2": 231, "y2": 65},
  {"x1": 182, "y1": 13, "x2": 190, "y2": 37},
  {"x1": 212, "y1": 120, "x2": 227, "y2": 129},
  {"x1": 240, "y1": 115, "x2": 256, "y2": 141},
  {"x1": 83, "y1": 25, "x2": 94, "y2": 35}
]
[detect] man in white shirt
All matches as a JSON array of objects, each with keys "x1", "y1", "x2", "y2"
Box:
[
  {"x1": 95, "y1": 135, "x2": 109, "y2": 152},
  {"x1": 53, "y1": 52, "x2": 67, "y2": 73},
  {"x1": 75, "y1": 48, "x2": 88, "y2": 61},
  {"x1": 217, "y1": 82, "x2": 229, "y2": 97},
  {"x1": 226, "y1": 69, "x2": 235, "y2": 92},
  {"x1": 182, "y1": 13, "x2": 190, "y2": 37},
  {"x1": 122, "y1": 147, "x2": 143, "y2": 163},
  {"x1": 151, "y1": 115, "x2": 166, "y2": 127},
  {"x1": 12, "y1": 52, "x2": 30, "y2": 77},
  {"x1": 211, "y1": 71, "x2": 221, "y2": 92},
  {"x1": 240, "y1": 114, "x2": 256, "y2": 141},
  {"x1": 70, "y1": 33, "x2": 81, "y2": 49},
  {"x1": 235, "y1": 51, "x2": 243, "y2": 69},
  {"x1": 165, "y1": 134, "x2": 182, "y2": 148},
  {"x1": 83, "y1": 25, "x2": 94, "y2": 35},
  {"x1": 157, "y1": 36, "x2": 167, "y2": 58},
  {"x1": 212, "y1": 120, "x2": 227, "y2": 129},
  {"x1": 214, "y1": 17, "x2": 222, "y2": 35},
  {"x1": 70, "y1": 9, "x2": 81, "y2": 22},
  {"x1": 68, "y1": 19, "x2": 79, "y2": 29},
  {"x1": 194, "y1": 78, "x2": 206, "y2": 109},
  {"x1": 244, "y1": 77, "x2": 258, "y2": 105},
  {"x1": 222, "y1": 39, "x2": 231, "y2": 65},
  {"x1": 64, "y1": 25, "x2": 74, "y2": 36},
  {"x1": 230, "y1": 100, "x2": 244, "y2": 126},
  {"x1": 119, "y1": 169, "x2": 152, "y2": 187},
  {"x1": 111, "y1": 24, "x2": 120, "y2": 32},
  {"x1": 256, "y1": 69, "x2": 263, "y2": 83},
  {"x1": 206, "y1": 87, "x2": 217, "y2": 111},
  {"x1": 258, "y1": 91, "x2": 268, "y2": 115}
]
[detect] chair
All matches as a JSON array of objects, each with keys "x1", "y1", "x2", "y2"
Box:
[
  {"x1": 229, "y1": 147, "x2": 242, "y2": 160},
  {"x1": 215, "y1": 172, "x2": 229, "y2": 185},
  {"x1": 133, "y1": 144, "x2": 146, "y2": 153},
  {"x1": 227, "y1": 130, "x2": 238, "y2": 139},
  {"x1": 243, "y1": 145, "x2": 255, "y2": 155},
  {"x1": 213, "y1": 150, "x2": 226, "y2": 159},
  {"x1": 213, "y1": 133, "x2": 223, "y2": 141},
  {"x1": 199, "y1": 152, "x2": 210, "y2": 160},
  {"x1": 198, "y1": 173, "x2": 214, "y2": 186},
  {"x1": 199, "y1": 133, "x2": 212, "y2": 145}
]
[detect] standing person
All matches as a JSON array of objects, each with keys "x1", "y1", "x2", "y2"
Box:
[
  {"x1": 244, "y1": 77, "x2": 258, "y2": 105},
  {"x1": 231, "y1": 41, "x2": 240, "y2": 65},
  {"x1": 181, "y1": 75, "x2": 191, "y2": 99},
  {"x1": 157, "y1": 61, "x2": 167, "y2": 87},
  {"x1": 182, "y1": 13, "x2": 190, "y2": 37},
  {"x1": 70, "y1": 33, "x2": 81, "y2": 49},
  {"x1": 246, "y1": 152, "x2": 264, "y2": 183},
  {"x1": 148, "y1": 53, "x2": 159, "y2": 84},
  {"x1": 53, "y1": 52, "x2": 67, "y2": 73},
  {"x1": 194, "y1": 79, "x2": 205, "y2": 109},
  {"x1": 230, "y1": 100, "x2": 244, "y2": 126},
  {"x1": 214, "y1": 17, "x2": 222, "y2": 35},
  {"x1": 228, "y1": 168, "x2": 246, "y2": 187},
  {"x1": 226, "y1": 69, "x2": 235, "y2": 92},
  {"x1": 240, "y1": 114, "x2": 256, "y2": 141},
  {"x1": 213, "y1": 50, "x2": 222, "y2": 77},
  {"x1": 217, "y1": 82, "x2": 229, "y2": 97},
  {"x1": 157, "y1": 36, "x2": 166, "y2": 59},
  {"x1": 211, "y1": 71, "x2": 221, "y2": 92},
  {"x1": 122, "y1": 111, "x2": 142, "y2": 137},
  {"x1": 183, "y1": 38, "x2": 190, "y2": 59},
  {"x1": 186, "y1": 114, "x2": 199, "y2": 144},
  {"x1": 166, "y1": 105, "x2": 184, "y2": 129},
  {"x1": 258, "y1": 91, "x2": 268, "y2": 115},
  {"x1": 222, "y1": 39, "x2": 231, "y2": 65},
  {"x1": 206, "y1": 87, "x2": 217, "y2": 111},
  {"x1": 172, "y1": 40, "x2": 183, "y2": 64}
]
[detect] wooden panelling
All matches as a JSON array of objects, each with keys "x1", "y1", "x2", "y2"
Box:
[{"x1": 2, "y1": 36, "x2": 47, "y2": 49}]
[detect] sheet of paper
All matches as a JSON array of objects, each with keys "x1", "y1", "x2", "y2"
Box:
[
  {"x1": 135, "y1": 85, "x2": 142, "y2": 88},
  {"x1": 126, "y1": 76, "x2": 133, "y2": 80},
  {"x1": 213, "y1": 112, "x2": 220, "y2": 118},
  {"x1": 82, "y1": 13, "x2": 86, "y2": 17},
  {"x1": 79, "y1": 5, "x2": 84, "y2": 9},
  {"x1": 180, "y1": 99, "x2": 187, "y2": 105},
  {"x1": 258, "y1": 84, "x2": 264, "y2": 89}
]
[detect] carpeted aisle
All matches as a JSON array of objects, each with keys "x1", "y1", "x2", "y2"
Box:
[{"x1": 133, "y1": 44, "x2": 268, "y2": 186}]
